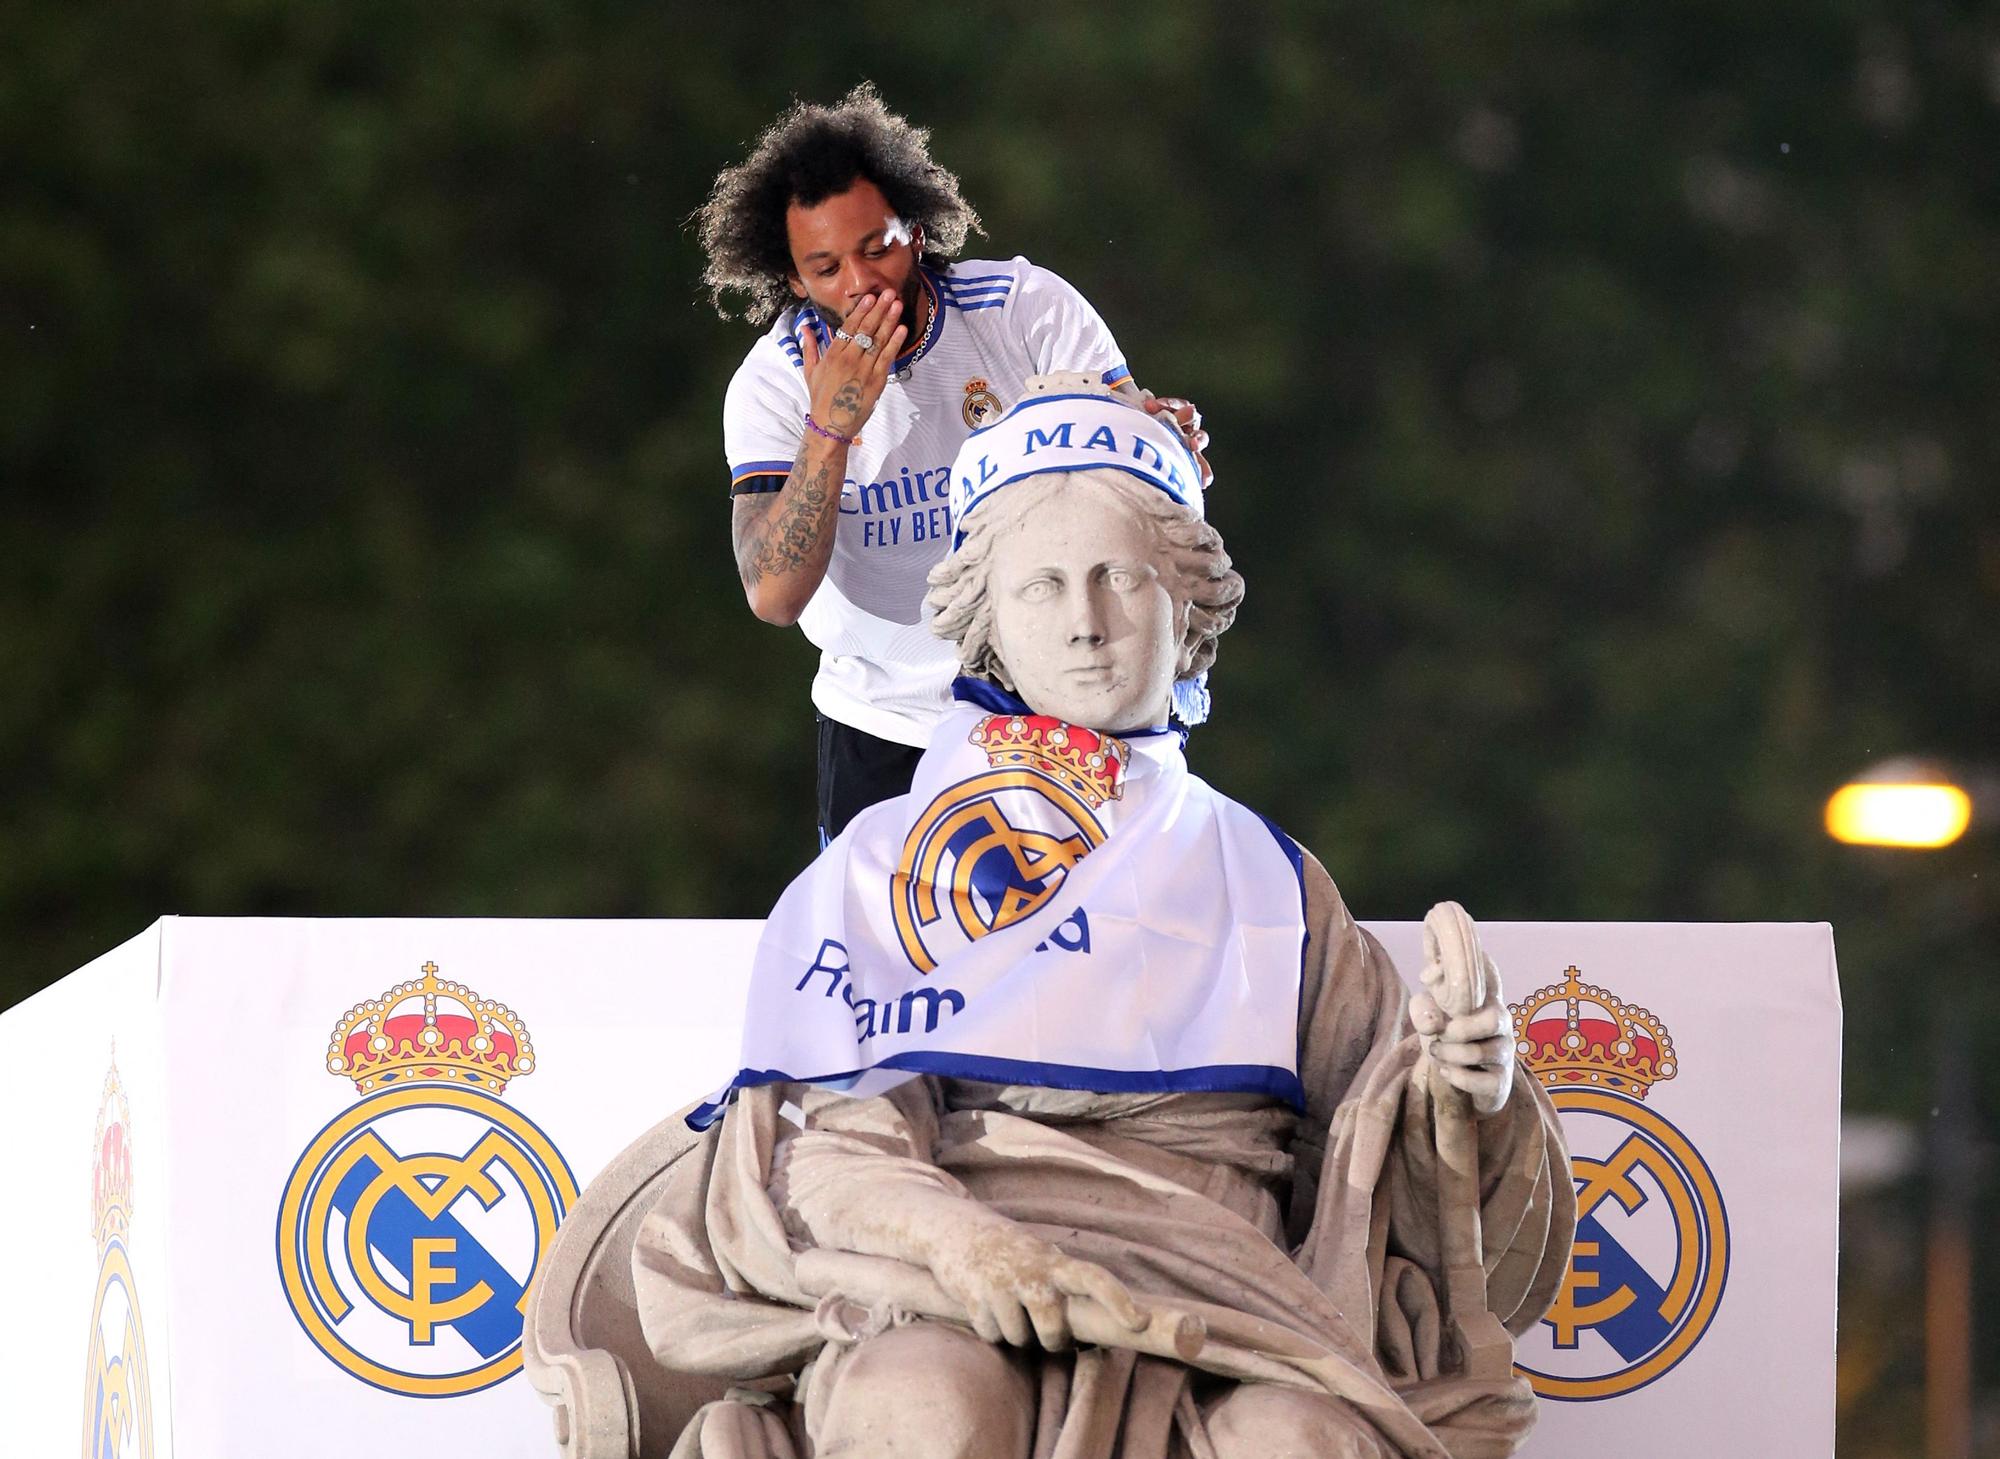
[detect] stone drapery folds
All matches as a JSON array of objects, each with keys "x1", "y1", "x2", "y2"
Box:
[{"x1": 630, "y1": 851, "x2": 1572, "y2": 1458}]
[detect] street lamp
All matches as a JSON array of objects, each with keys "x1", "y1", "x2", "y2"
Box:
[
  {"x1": 1825, "y1": 756, "x2": 1991, "y2": 1459},
  {"x1": 1825, "y1": 757, "x2": 1975, "y2": 850}
]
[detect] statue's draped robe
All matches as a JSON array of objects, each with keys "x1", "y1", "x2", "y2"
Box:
[{"x1": 633, "y1": 853, "x2": 1573, "y2": 1458}]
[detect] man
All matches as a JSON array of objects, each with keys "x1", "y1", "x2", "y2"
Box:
[
  {"x1": 696, "y1": 84, "x2": 1209, "y2": 841},
  {"x1": 628, "y1": 384, "x2": 1572, "y2": 1458}
]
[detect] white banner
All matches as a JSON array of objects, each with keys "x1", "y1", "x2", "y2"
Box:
[
  {"x1": 0, "y1": 923, "x2": 177, "y2": 1459},
  {"x1": 0, "y1": 915, "x2": 1837, "y2": 1457},
  {"x1": 1371, "y1": 921, "x2": 1840, "y2": 1456}
]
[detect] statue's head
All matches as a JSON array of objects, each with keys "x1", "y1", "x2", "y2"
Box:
[{"x1": 927, "y1": 379, "x2": 1243, "y2": 731}]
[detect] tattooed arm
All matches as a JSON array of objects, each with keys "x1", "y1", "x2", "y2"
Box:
[
  {"x1": 733, "y1": 434, "x2": 846, "y2": 625},
  {"x1": 733, "y1": 290, "x2": 908, "y2": 625}
]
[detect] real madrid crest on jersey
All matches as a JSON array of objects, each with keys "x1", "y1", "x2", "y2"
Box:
[
  {"x1": 891, "y1": 714, "x2": 1124, "y2": 973},
  {"x1": 961, "y1": 376, "x2": 1003, "y2": 428},
  {"x1": 83, "y1": 1058, "x2": 154, "y2": 1459},
  {"x1": 275, "y1": 962, "x2": 578, "y2": 1398},
  {"x1": 1509, "y1": 967, "x2": 1729, "y2": 1400}
]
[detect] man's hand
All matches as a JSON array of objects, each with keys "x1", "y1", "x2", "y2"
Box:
[
  {"x1": 922, "y1": 1217, "x2": 1145, "y2": 1350},
  {"x1": 1140, "y1": 390, "x2": 1213, "y2": 489},
  {"x1": 732, "y1": 291, "x2": 910, "y2": 626},
  {"x1": 800, "y1": 290, "x2": 909, "y2": 440}
]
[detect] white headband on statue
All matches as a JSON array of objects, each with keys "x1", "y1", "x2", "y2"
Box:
[
  {"x1": 946, "y1": 383, "x2": 1206, "y2": 549},
  {"x1": 943, "y1": 377, "x2": 1217, "y2": 726}
]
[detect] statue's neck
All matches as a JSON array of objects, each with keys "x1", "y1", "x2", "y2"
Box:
[{"x1": 948, "y1": 676, "x2": 1173, "y2": 738}]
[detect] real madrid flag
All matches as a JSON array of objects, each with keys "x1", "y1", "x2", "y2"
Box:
[{"x1": 691, "y1": 681, "x2": 1310, "y2": 1126}]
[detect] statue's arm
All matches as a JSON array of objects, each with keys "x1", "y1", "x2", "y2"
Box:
[
  {"x1": 770, "y1": 1078, "x2": 971, "y2": 1253},
  {"x1": 771, "y1": 1080, "x2": 1143, "y2": 1349},
  {"x1": 1292, "y1": 848, "x2": 1564, "y2": 1182},
  {"x1": 1288, "y1": 851, "x2": 1575, "y2": 1336},
  {"x1": 1294, "y1": 850, "x2": 1409, "y2": 1125}
]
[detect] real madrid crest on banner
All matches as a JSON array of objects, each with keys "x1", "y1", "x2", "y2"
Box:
[
  {"x1": 83, "y1": 1057, "x2": 154, "y2": 1459},
  {"x1": 1509, "y1": 967, "x2": 1729, "y2": 1400},
  {"x1": 275, "y1": 962, "x2": 578, "y2": 1398},
  {"x1": 891, "y1": 714, "x2": 1124, "y2": 973}
]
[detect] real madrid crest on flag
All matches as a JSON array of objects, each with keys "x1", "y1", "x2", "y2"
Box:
[
  {"x1": 83, "y1": 1056, "x2": 154, "y2": 1459},
  {"x1": 892, "y1": 713, "x2": 1125, "y2": 973},
  {"x1": 692, "y1": 688, "x2": 1308, "y2": 1128},
  {"x1": 275, "y1": 962, "x2": 577, "y2": 1398},
  {"x1": 1509, "y1": 967, "x2": 1729, "y2": 1400}
]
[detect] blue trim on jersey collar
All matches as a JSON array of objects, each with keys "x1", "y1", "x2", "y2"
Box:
[{"x1": 950, "y1": 676, "x2": 1182, "y2": 742}]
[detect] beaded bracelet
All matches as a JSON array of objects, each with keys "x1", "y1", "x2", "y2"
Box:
[{"x1": 803, "y1": 413, "x2": 859, "y2": 446}]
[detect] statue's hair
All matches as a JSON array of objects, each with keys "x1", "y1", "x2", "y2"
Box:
[
  {"x1": 926, "y1": 471, "x2": 1244, "y2": 694},
  {"x1": 694, "y1": 83, "x2": 984, "y2": 325}
]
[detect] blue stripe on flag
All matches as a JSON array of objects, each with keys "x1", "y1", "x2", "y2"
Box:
[
  {"x1": 1254, "y1": 812, "x2": 1312, "y2": 1034},
  {"x1": 687, "y1": 1058, "x2": 1305, "y2": 1130}
]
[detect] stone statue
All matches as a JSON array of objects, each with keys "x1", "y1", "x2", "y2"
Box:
[{"x1": 581, "y1": 380, "x2": 1573, "y2": 1458}]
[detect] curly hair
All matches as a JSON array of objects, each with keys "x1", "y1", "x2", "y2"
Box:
[
  {"x1": 695, "y1": 83, "x2": 984, "y2": 325},
  {"x1": 926, "y1": 471, "x2": 1244, "y2": 696}
]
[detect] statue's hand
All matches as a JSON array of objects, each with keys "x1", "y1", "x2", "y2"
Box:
[
  {"x1": 1411, "y1": 986, "x2": 1515, "y2": 1116},
  {"x1": 1414, "y1": 901, "x2": 1515, "y2": 1117},
  {"x1": 922, "y1": 1217, "x2": 1145, "y2": 1350}
]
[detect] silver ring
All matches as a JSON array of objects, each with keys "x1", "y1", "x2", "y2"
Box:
[
  {"x1": 833, "y1": 328, "x2": 852, "y2": 342},
  {"x1": 852, "y1": 332, "x2": 876, "y2": 353}
]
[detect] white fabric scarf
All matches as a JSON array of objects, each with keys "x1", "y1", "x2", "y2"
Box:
[{"x1": 691, "y1": 693, "x2": 1307, "y2": 1128}]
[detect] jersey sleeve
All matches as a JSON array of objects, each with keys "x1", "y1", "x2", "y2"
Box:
[
  {"x1": 1012, "y1": 259, "x2": 1131, "y2": 390},
  {"x1": 723, "y1": 339, "x2": 811, "y2": 494}
]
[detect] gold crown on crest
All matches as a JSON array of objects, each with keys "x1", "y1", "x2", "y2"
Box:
[
  {"x1": 1510, "y1": 965, "x2": 1677, "y2": 1100},
  {"x1": 325, "y1": 962, "x2": 535, "y2": 1097},
  {"x1": 91, "y1": 1060, "x2": 134, "y2": 1243},
  {"x1": 971, "y1": 714, "x2": 1127, "y2": 808}
]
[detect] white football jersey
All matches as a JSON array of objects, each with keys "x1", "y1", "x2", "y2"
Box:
[{"x1": 723, "y1": 256, "x2": 1129, "y2": 746}]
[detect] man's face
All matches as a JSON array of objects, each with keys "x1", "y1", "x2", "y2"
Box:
[
  {"x1": 785, "y1": 178, "x2": 922, "y2": 329},
  {"x1": 986, "y1": 482, "x2": 1182, "y2": 732}
]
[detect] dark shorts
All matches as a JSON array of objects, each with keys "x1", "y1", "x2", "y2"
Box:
[{"x1": 816, "y1": 715, "x2": 924, "y2": 845}]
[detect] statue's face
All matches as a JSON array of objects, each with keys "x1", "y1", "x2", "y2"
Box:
[{"x1": 985, "y1": 482, "x2": 1181, "y2": 730}]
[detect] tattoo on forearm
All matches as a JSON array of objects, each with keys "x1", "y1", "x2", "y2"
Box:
[{"x1": 736, "y1": 452, "x2": 837, "y2": 594}]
